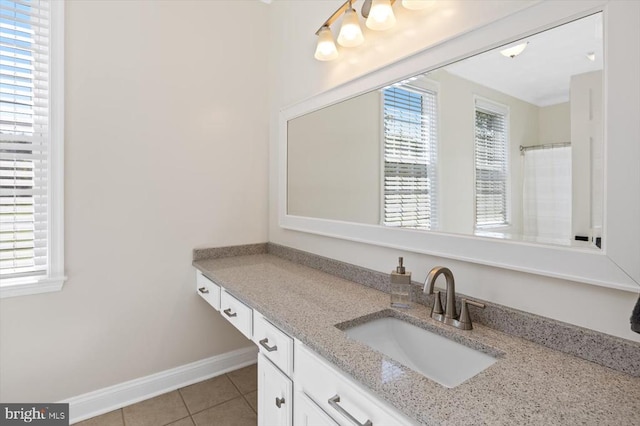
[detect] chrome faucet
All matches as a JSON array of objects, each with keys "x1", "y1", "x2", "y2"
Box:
[{"x1": 423, "y1": 266, "x2": 485, "y2": 330}]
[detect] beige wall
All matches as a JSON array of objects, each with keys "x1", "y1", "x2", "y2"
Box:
[
  {"x1": 0, "y1": 1, "x2": 269, "y2": 402},
  {"x1": 538, "y1": 102, "x2": 571, "y2": 145},
  {"x1": 287, "y1": 91, "x2": 381, "y2": 224},
  {"x1": 268, "y1": 1, "x2": 640, "y2": 342},
  {"x1": 429, "y1": 70, "x2": 539, "y2": 236}
]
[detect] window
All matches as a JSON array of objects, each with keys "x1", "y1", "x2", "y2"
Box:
[
  {"x1": 474, "y1": 98, "x2": 509, "y2": 228},
  {"x1": 0, "y1": 0, "x2": 64, "y2": 297},
  {"x1": 382, "y1": 85, "x2": 438, "y2": 230}
]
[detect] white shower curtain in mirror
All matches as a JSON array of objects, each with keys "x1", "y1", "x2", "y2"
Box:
[{"x1": 522, "y1": 146, "x2": 572, "y2": 244}]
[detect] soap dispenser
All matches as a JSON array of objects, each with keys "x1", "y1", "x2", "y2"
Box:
[{"x1": 390, "y1": 257, "x2": 412, "y2": 308}]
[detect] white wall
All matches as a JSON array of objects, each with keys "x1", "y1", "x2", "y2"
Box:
[
  {"x1": 268, "y1": 1, "x2": 640, "y2": 342},
  {"x1": 0, "y1": 1, "x2": 269, "y2": 402},
  {"x1": 571, "y1": 71, "x2": 604, "y2": 240}
]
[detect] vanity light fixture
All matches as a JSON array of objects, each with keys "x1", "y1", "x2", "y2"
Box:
[
  {"x1": 586, "y1": 51, "x2": 596, "y2": 61},
  {"x1": 366, "y1": 0, "x2": 397, "y2": 30},
  {"x1": 338, "y1": 6, "x2": 365, "y2": 47},
  {"x1": 316, "y1": 0, "x2": 430, "y2": 61},
  {"x1": 500, "y1": 42, "x2": 528, "y2": 58},
  {"x1": 315, "y1": 26, "x2": 339, "y2": 61}
]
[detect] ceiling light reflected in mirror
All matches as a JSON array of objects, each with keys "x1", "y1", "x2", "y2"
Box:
[{"x1": 500, "y1": 42, "x2": 528, "y2": 58}]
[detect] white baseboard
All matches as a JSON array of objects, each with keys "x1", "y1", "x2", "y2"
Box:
[{"x1": 63, "y1": 345, "x2": 258, "y2": 424}]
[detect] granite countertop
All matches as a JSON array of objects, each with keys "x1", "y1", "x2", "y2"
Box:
[{"x1": 193, "y1": 254, "x2": 640, "y2": 425}]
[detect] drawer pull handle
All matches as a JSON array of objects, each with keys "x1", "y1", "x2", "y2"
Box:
[
  {"x1": 328, "y1": 395, "x2": 373, "y2": 426},
  {"x1": 275, "y1": 397, "x2": 285, "y2": 408},
  {"x1": 198, "y1": 287, "x2": 209, "y2": 294},
  {"x1": 259, "y1": 338, "x2": 278, "y2": 352},
  {"x1": 223, "y1": 308, "x2": 237, "y2": 317}
]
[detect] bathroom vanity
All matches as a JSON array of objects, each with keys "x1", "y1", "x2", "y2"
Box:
[
  {"x1": 193, "y1": 250, "x2": 640, "y2": 425},
  {"x1": 191, "y1": 1, "x2": 640, "y2": 424}
]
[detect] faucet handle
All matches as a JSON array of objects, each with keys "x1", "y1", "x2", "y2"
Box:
[{"x1": 458, "y1": 298, "x2": 485, "y2": 330}]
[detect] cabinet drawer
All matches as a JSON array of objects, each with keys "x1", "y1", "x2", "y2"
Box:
[
  {"x1": 220, "y1": 290, "x2": 253, "y2": 339},
  {"x1": 258, "y1": 354, "x2": 293, "y2": 426},
  {"x1": 295, "y1": 343, "x2": 415, "y2": 426},
  {"x1": 295, "y1": 391, "x2": 339, "y2": 426},
  {"x1": 196, "y1": 270, "x2": 221, "y2": 311},
  {"x1": 253, "y1": 311, "x2": 294, "y2": 376}
]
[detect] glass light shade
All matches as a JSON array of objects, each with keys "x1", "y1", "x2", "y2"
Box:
[
  {"x1": 314, "y1": 26, "x2": 339, "y2": 61},
  {"x1": 402, "y1": 0, "x2": 433, "y2": 10},
  {"x1": 337, "y1": 8, "x2": 364, "y2": 47},
  {"x1": 366, "y1": 0, "x2": 396, "y2": 31},
  {"x1": 500, "y1": 42, "x2": 528, "y2": 58}
]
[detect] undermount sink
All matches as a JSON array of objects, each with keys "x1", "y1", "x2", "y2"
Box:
[{"x1": 344, "y1": 317, "x2": 497, "y2": 388}]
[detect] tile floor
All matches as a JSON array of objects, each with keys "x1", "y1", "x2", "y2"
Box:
[{"x1": 76, "y1": 364, "x2": 257, "y2": 426}]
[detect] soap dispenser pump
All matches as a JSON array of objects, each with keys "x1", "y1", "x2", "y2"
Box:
[{"x1": 390, "y1": 257, "x2": 412, "y2": 308}]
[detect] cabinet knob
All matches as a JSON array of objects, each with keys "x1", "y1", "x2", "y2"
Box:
[
  {"x1": 275, "y1": 396, "x2": 285, "y2": 408},
  {"x1": 198, "y1": 287, "x2": 209, "y2": 294},
  {"x1": 223, "y1": 308, "x2": 237, "y2": 317}
]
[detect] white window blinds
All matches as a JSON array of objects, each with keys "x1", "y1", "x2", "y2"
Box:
[
  {"x1": 474, "y1": 99, "x2": 508, "y2": 228},
  {"x1": 383, "y1": 85, "x2": 438, "y2": 230},
  {"x1": 0, "y1": 0, "x2": 50, "y2": 280}
]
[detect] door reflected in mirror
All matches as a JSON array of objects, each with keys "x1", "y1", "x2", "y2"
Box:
[{"x1": 287, "y1": 13, "x2": 603, "y2": 249}]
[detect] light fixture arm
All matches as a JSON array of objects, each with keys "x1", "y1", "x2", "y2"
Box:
[
  {"x1": 315, "y1": 0, "x2": 359, "y2": 35},
  {"x1": 361, "y1": 0, "x2": 372, "y2": 18}
]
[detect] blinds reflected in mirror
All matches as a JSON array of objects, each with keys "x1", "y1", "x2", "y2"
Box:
[
  {"x1": 474, "y1": 98, "x2": 509, "y2": 228},
  {"x1": 383, "y1": 85, "x2": 438, "y2": 230}
]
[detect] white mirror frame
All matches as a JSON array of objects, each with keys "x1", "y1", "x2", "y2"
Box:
[{"x1": 279, "y1": 1, "x2": 640, "y2": 292}]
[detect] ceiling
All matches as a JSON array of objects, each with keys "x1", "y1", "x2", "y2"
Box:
[{"x1": 444, "y1": 13, "x2": 603, "y2": 107}]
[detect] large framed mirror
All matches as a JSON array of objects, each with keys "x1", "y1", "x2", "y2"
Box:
[{"x1": 279, "y1": 1, "x2": 640, "y2": 291}]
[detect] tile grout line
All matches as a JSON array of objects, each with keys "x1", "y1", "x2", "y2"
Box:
[
  {"x1": 179, "y1": 375, "x2": 248, "y2": 419},
  {"x1": 176, "y1": 387, "x2": 190, "y2": 414},
  {"x1": 241, "y1": 392, "x2": 257, "y2": 415},
  {"x1": 173, "y1": 388, "x2": 193, "y2": 426},
  {"x1": 120, "y1": 408, "x2": 125, "y2": 426},
  {"x1": 187, "y1": 395, "x2": 250, "y2": 420},
  {"x1": 225, "y1": 372, "x2": 245, "y2": 397},
  {"x1": 225, "y1": 371, "x2": 257, "y2": 414},
  {"x1": 247, "y1": 396, "x2": 257, "y2": 415}
]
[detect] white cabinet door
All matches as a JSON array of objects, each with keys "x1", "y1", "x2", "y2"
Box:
[
  {"x1": 295, "y1": 391, "x2": 339, "y2": 426},
  {"x1": 258, "y1": 354, "x2": 292, "y2": 426}
]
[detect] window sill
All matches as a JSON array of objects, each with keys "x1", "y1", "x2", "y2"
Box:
[{"x1": 0, "y1": 276, "x2": 67, "y2": 299}]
